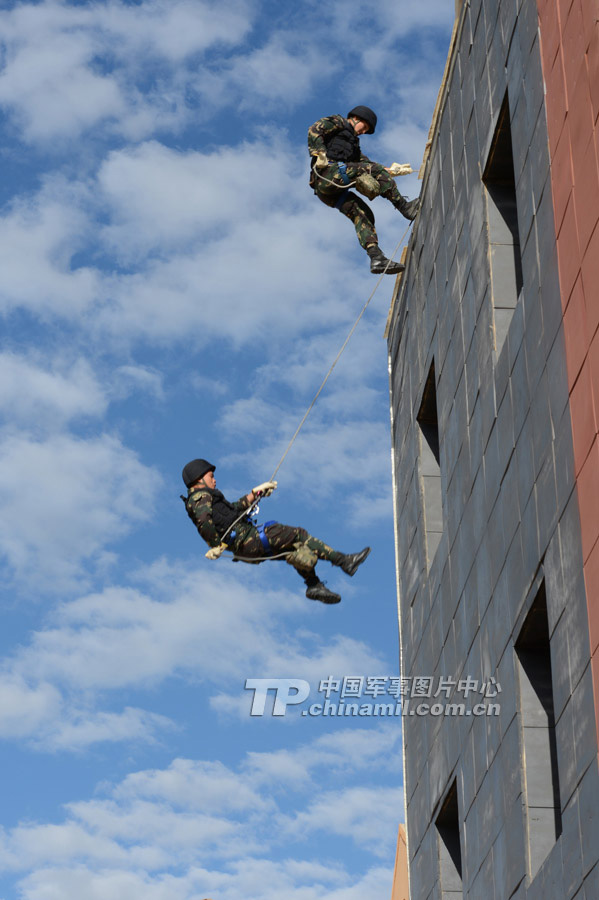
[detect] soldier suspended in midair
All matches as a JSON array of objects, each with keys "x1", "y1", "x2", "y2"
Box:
[
  {"x1": 308, "y1": 105, "x2": 420, "y2": 274},
  {"x1": 181, "y1": 459, "x2": 370, "y2": 605}
]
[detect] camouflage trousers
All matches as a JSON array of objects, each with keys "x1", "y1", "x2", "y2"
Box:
[
  {"x1": 233, "y1": 523, "x2": 344, "y2": 580},
  {"x1": 313, "y1": 160, "x2": 405, "y2": 251}
]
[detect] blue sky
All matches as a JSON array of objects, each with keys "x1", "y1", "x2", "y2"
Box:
[{"x1": 0, "y1": 2, "x2": 454, "y2": 897}]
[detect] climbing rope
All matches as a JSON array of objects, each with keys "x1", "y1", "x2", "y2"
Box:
[
  {"x1": 268, "y1": 221, "x2": 412, "y2": 482},
  {"x1": 216, "y1": 218, "x2": 412, "y2": 562},
  {"x1": 231, "y1": 550, "x2": 290, "y2": 562},
  {"x1": 218, "y1": 495, "x2": 261, "y2": 546},
  {"x1": 312, "y1": 167, "x2": 357, "y2": 190}
]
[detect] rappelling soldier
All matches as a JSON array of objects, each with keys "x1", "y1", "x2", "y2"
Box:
[
  {"x1": 308, "y1": 105, "x2": 420, "y2": 274},
  {"x1": 181, "y1": 458, "x2": 370, "y2": 605}
]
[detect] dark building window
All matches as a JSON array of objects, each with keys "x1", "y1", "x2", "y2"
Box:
[
  {"x1": 515, "y1": 582, "x2": 562, "y2": 878},
  {"x1": 417, "y1": 360, "x2": 443, "y2": 567},
  {"x1": 482, "y1": 93, "x2": 523, "y2": 356},
  {"x1": 436, "y1": 780, "x2": 463, "y2": 898}
]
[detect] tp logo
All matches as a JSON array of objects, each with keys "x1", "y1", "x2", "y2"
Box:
[{"x1": 245, "y1": 679, "x2": 310, "y2": 716}]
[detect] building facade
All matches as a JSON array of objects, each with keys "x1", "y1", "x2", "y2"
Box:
[{"x1": 387, "y1": 0, "x2": 599, "y2": 896}]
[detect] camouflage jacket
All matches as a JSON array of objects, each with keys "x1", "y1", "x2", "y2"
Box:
[
  {"x1": 185, "y1": 487, "x2": 254, "y2": 548},
  {"x1": 307, "y1": 114, "x2": 372, "y2": 163}
]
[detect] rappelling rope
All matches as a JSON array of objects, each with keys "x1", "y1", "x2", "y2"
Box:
[
  {"x1": 268, "y1": 221, "x2": 412, "y2": 482},
  {"x1": 232, "y1": 550, "x2": 291, "y2": 562},
  {"x1": 217, "y1": 219, "x2": 412, "y2": 559},
  {"x1": 312, "y1": 168, "x2": 357, "y2": 189}
]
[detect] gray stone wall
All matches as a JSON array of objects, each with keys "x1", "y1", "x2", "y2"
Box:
[{"x1": 387, "y1": 0, "x2": 599, "y2": 896}]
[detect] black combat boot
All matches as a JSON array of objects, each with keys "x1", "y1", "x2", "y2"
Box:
[
  {"x1": 305, "y1": 575, "x2": 341, "y2": 604},
  {"x1": 367, "y1": 247, "x2": 405, "y2": 275},
  {"x1": 340, "y1": 546, "x2": 371, "y2": 577},
  {"x1": 394, "y1": 196, "x2": 420, "y2": 220}
]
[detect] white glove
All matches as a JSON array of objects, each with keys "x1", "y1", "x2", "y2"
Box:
[
  {"x1": 205, "y1": 542, "x2": 228, "y2": 560},
  {"x1": 252, "y1": 481, "x2": 278, "y2": 498},
  {"x1": 314, "y1": 151, "x2": 329, "y2": 169},
  {"x1": 387, "y1": 162, "x2": 414, "y2": 176}
]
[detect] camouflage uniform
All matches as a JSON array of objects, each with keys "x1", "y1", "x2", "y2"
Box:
[
  {"x1": 308, "y1": 114, "x2": 410, "y2": 251},
  {"x1": 185, "y1": 487, "x2": 344, "y2": 580}
]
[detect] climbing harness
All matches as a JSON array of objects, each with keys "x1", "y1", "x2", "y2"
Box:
[
  {"x1": 256, "y1": 520, "x2": 277, "y2": 556},
  {"x1": 314, "y1": 162, "x2": 388, "y2": 205},
  {"x1": 337, "y1": 162, "x2": 350, "y2": 184},
  {"x1": 313, "y1": 163, "x2": 356, "y2": 191},
  {"x1": 334, "y1": 189, "x2": 352, "y2": 209}
]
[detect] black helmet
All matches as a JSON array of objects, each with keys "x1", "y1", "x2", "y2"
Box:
[
  {"x1": 347, "y1": 105, "x2": 377, "y2": 134},
  {"x1": 182, "y1": 458, "x2": 215, "y2": 487}
]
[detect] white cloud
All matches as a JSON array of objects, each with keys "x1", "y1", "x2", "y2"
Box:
[
  {"x1": 228, "y1": 35, "x2": 333, "y2": 108},
  {"x1": 95, "y1": 0, "x2": 252, "y2": 61},
  {"x1": 0, "y1": 679, "x2": 170, "y2": 753},
  {"x1": 376, "y1": 0, "x2": 455, "y2": 34},
  {"x1": 0, "y1": 353, "x2": 107, "y2": 427},
  {"x1": 64, "y1": 800, "x2": 246, "y2": 862},
  {"x1": 16, "y1": 862, "x2": 395, "y2": 900},
  {"x1": 0, "y1": 0, "x2": 452, "y2": 147},
  {"x1": 0, "y1": 561, "x2": 388, "y2": 749},
  {"x1": 114, "y1": 758, "x2": 267, "y2": 814},
  {"x1": 378, "y1": 119, "x2": 437, "y2": 180},
  {"x1": 1, "y1": 735, "x2": 401, "y2": 898},
  {"x1": 0, "y1": 338, "x2": 160, "y2": 429},
  {"x1": 93, "y1": 209, "x2": 352, "y2": 344},
  {"x1": 110, "y1": 365, "x2": 165, "y2": 401},
  {"x1": 0, "y1": 677, "x2": 62, "y2": 739},
  {"x1": 287, "y1": 785, "x2": 404, "y2": 857},
  {"x1": 0, "y1": 432, "x2": 160, "y2": 590},
  {"x1": 0, "y1": 136, "x2": 363, "y2": 343},
  {"x1": 209, "y1": 311, "x2": 397, "y2": 524},
  {"x1": 83, "y1": 132, "x2": 412, "y2": 346},
  {"x1": 189, "y1": 372, "x2": 229, "y2": 397},
  {"x1": 17, "y1": 869, "x2": 193, "y2": 900},
  {"x1": 244, "y1": 726, "x2": 402, "y2": 788},
  {"x1": 96, "y1": 138, "x2": 303, "y2": 259},
  {"x1": 0, "y1": 0, "x2": 253, "y2": 143},
  {"x1": 42, "y1": 707, "x2": 174, "y2": 752},
  {"x1": 11, "y1": 564, "x2": 385, "y2": 694},
  {"x1": 0, "y1": 20, "x2": 124, "y2": 142},
  {"x1": 221, "y1": 395, "x2": 394, "y2": 526},
  {"x1": 0, "y1": 182, "x2": 98, "y2": 318}
]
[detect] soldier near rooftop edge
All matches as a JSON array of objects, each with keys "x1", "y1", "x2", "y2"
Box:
[
  {"x1": 308, "y1": 105, "x2": 420, "y2": 274},
  {"x1": 181, "y1": 458, "x2": 370, "y2": 605}
]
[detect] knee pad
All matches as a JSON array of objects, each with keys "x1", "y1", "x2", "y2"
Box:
[
  {"x1": 355, "y1": 173, "x2": 381, "y2": 200},
  {"x1": 286, "y1": 542, "x2": 318, "y2": 571}
]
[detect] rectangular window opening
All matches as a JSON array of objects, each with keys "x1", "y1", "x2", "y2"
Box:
[
  {"x1": 436, "y1": 780, "x2": 463, "y2": 898},
  {"x1": 515, "y1": 581, "x2": 562, "y2": 879},
  {"x1": 482, "y1": 93, "x2": 523, "y2": 357},
  {"x1": 417, "y1": 360, "x2": 443, "y2": 568}
]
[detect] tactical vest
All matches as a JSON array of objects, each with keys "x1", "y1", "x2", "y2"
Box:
[
  {"x1": 184, "y1": 487, "x2": 249, "y2": 539},
  {"x1": 324, "y1": 119, "x2": 362, "y2": 163}
]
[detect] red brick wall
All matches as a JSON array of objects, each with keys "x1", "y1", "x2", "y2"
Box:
[{"x1": 537, "y1": 0, "x2": 599, "y2": 744}]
